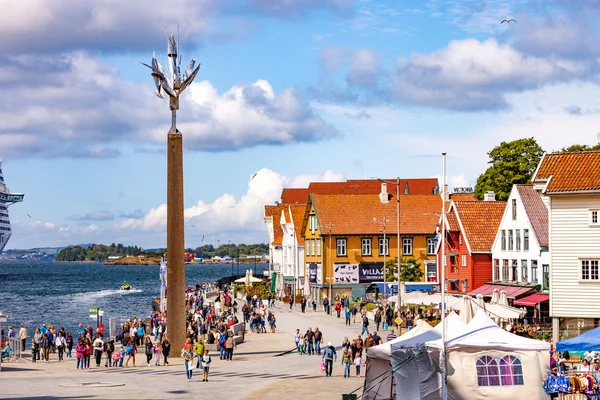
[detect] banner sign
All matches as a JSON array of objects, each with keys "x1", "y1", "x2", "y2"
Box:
[
  {"x1": 334, "y1": 263, "x2": 359, "y2": 284},
  {"x1": 317, "y1": 263, "x2": 323, "y2": 284},
  {"x1": 359, "y1": 262, "x2": 384, "y2": 283},
  {"x1": 307, "y1": 263, "x2": 318, "y2": 283}
]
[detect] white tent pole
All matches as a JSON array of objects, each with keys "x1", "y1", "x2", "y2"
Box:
[{"x1": 441, "y1": 152, "x2": 447, "y2": 400}]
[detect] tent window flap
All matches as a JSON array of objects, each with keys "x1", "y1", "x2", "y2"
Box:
[{"x1": 476, "y1": 355, "x2": 524, "y2": 387}]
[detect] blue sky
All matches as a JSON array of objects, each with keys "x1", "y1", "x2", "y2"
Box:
[{"x1": 3, "y1": 0, "x2": 600, "y2": 249}]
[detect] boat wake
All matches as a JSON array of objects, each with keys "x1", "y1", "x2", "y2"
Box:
[{"x1": 81, "y1": 288, "x2": 143, "y2": 298}]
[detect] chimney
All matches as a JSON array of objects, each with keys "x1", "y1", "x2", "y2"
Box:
[
  {"x1": 484, "y1": 191, "x2": 496, "y2": 201},
  {"x1": 379, "y1": 182, "x2": 389, "y2": 204}
]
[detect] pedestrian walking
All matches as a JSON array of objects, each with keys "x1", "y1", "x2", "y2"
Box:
[
  {"x1": 161, "y1": 335, "x2": 171, "y2": 365},
  {"x1": 225, "y1": 332, "x2": 236, "y2": 360},
  {"x1": 322, "y1": 341, "x2": 337, "y2": 377},
  {"x1": 289, "y1": 296, "x2": 294, "y2": 310},
  {"x1": 65, "y1": 332, "x2": 73, "y2": 357},
  {"x1": 312, "y1": 299, "x2": 317, "y2": 312},
  {"x1": 93, "y1": 336, "x2": 104, "y2": 367},
  {"x1": 301, "y1": 297, "x2": 307, "y2": 313},
  {"x1": 345, "y1": 307, "x2": 351, "y2": 325},
  {"x1": 181, "y1": 343, "x2": 194, "y2": 382},
  {"x1": 55, "y1": 332, "x2": 66, "y2": 361},
  {"x1": 342, "y1": 347, "x2": 352, "y2": 378},
  {"x1": 293, "y1": 328, "x2": 302, "y2": 354},
  {"x1": 41, "y1": 333, "x2": 50, "y2": 363},
  {"x1": 144, "y1": 336, "x2": 153, "y2": 366},
  {"x1": 361, "y1": 314, "x2": 370, "y2": 336},
  {"x1": 354, "y1": 354, "x2": 362, "y2": 377},
  {"x1": 201, "y1": 349, "x2": 212, "y2": 382},
  {"x1": 104, "y1": 338, "x2": 114, "y2": 367},
  {"x1": 75, "y1": 339, "x2": 85, "y2": 369},
  {"x1": 153, "y1": 341, "x2": 162, "y2": 366},
  {"x1": 314, "y1": 327, "x2": 323, "y2": 355}
]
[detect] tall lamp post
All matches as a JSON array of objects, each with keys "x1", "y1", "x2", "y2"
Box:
[
  {"x1": 377, "y1": 178, "x2": 401, "y2": 310},
  {"x1": 323, "y1": 223, "x2": 334, "y2": 314},
  {"x1": 441, "y1": 152, "x2": 448, "y2": 400},
  {"x1": 142, "y1": 33, "x2": 201, "y2": 353}
]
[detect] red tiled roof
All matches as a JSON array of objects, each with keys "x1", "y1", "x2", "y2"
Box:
[
  {"x1": 264, "y1": 205, "x2": 285, "y2": 245},
  {"x1": 469, "y1": 284, "x2": 536, "y2": 298},
  {"x1": 281, "y1": 188, "x2": 310, "y2": 204},
  {"x1": 449, "y1": 193, "x2": 478, "y2": 201},
  {"x1": 289, "y1": 205, "x2": 306, "y2": 244},
  {"x1": 445, "y1": 212, "x2": 460, "y2": 231},
  {"x1": 453, "y1": 201, "x2": 506, "y2": 253},
  {"x1": 516, "y1": 184, "x2": 549, "y2": 247},
  {"x1": 345, "y1": 178, "x2": 439, "y2": 195},
  {"x1": 310, "y1": 194, "x2": 441, "y2": 235},
  {"x1": 534, "y1": 151, "x2": 600, "y2": 193}
]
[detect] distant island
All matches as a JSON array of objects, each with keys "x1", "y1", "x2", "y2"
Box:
[{"x1": 55, "y1": 242, "x2": 268, "y2": 264}]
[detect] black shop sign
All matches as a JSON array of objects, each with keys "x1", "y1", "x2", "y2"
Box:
[{"x1": 359, "y1": 262, "x2": 384, "y2": 283}]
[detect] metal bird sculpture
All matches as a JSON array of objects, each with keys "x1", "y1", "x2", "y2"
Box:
[
  {"x1": 141, "y1": 33, "x2": 201, "y2": 112},
  {"x1": 501, "y1": 19, "x2": 517, "y2": 23}
]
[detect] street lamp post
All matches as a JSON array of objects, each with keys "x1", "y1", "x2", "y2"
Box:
[
  {"x1": 323, "y1": 223, "x2": 334, "y2": 314},
  {"x1": 441, "y1": 152, "x2": 448, "y2": 400}
]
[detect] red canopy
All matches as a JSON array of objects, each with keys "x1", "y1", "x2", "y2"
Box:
[
  {"x1": 513, "y1": 293, "x2": 549, "y2": 307},
  {"x1": 468, "y1": 284, "x2": 535, "y2": 298}
]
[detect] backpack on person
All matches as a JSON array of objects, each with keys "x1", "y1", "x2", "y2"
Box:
[
  {"x1": 326, "y1": 347, "x2": 334, "y2": 359},
  {"x1": 162, "y1": 340, "x2": 170, "y2": 353},
  {"x1": 126, "y1": 345, "x2": 134, "y2": 355},
  {"x1": 219, "y1": 334, "x2": 227, "y2": 347},
  {"x1": 363, "y1": 316, "x2": 369, "y2": 327}
]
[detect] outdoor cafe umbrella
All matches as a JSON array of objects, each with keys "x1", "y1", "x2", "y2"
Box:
[
  {"x1": 461, "y1": 295, "x2": 475, "y2": 323},
  {"x1": 499, "y1": 290, "x2": 509, "y2": 306},
  {"x1": 490, "y1": 289, "x2": 500, "y2": 304}
]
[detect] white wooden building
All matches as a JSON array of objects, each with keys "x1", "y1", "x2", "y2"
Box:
[
  {"x1": 531, "y1": 151, "x2": 600, "y2": 342},
  {"x1": 491, "y1": 184, "x2": 549, "y2": 288}
]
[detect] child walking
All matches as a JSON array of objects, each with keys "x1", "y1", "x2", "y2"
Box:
[
  {"x1": 154, "y1": 341, "x2": 162, "y2": 366},
  {"x1": 201, "y1": 349, "x2": 212, "y2": 382},
  {"x1": 354, "y1": 354, "x2": 362, "y2": 377}
]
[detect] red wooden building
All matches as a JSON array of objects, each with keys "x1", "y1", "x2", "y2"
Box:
[{"x1": 438, "y1": 197, "x2": 506, "y2": 294}]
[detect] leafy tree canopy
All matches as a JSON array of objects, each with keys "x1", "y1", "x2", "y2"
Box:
[
  {"x1": 384, "y1": 257, "x2": 424, "y2": 283},
  {"x1": 474, "y1": 138, "x2": 544, "y2": 201},
  {"x1": 559, "y1": 142, "x2": 600, "y2": 152}
]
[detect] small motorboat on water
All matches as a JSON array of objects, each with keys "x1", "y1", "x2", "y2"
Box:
[{"x1": 121, "y1": 282, "x2": 131, "y2": 291}]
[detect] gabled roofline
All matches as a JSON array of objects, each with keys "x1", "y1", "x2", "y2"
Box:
[
  {"x1": 451, "y1": 201, "x2": 473, "y2": 254},
  {"x1": 541, "y1": 175, "x2": 552, "y2": 194},
  {"x1": 490, "y1": 186, "x2": 515, "y2": 251},
  {"x1": 531, "y1": 152, "x2": 547, "y2": 182}
]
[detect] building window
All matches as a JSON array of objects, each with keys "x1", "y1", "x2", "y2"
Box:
[
  {"x1": 476, "y1": 355, "x2": 524, "y2": 387},
  {"x1": 508, "y1": 230, "x2": 513, "y2": 251},
  {"x1": 461, "y1": 279, "x2": 468, "y2": 292},
  {"x1": 361, "y1": 238, "x2": 371, "y2": 256},
  {"x1": 494, "y1": 259, "x2": 500, "y2": 281},
  {"x1": 512, "y1": 199, "x2": 517, "y2": 220},
  {"x1": 581, "y1": 260, "x2": 599, "y2": 281},
  {"x1": 427, "y1": 238, "x2": 436, "y2": 255},
  {"x1": 449, "y1": 281, "x2": 459, "y2": 291},
  {"x1": 543, "y1": 264, "x2": 549, "y2": 290},
  {"x1": 521, "y1": 260, "x2": 528, "y2": 282},
  {"x1": 402, "y1": 238, "x2": 413, "y2": 255},
  {"x1": 591, "y1": 210, "x2": 599, "y2": 225},
  {"x1": 502, "y1": 260, "x2": 509, "y2": 281},
  {"x1": 316, "y1": 239, "x2": 321, "y2": 256},
  {"x1": 309, "y1": 215, "x2": 316, "y2": 234},
  {"x1": 459, "y1": 234, "x2": 462, "y2": 245},
  {"x1": 311, "y1": 239, "x2": 316, "y2": 257},
  {"x1": 501, "y1": 230, "x2": 506, "y2": 250},
  {"x1": 511, "y1": 260, "x2": 518, "y2": 282},
  {"x1": 531, "y1": 260, "x2": 538, "y2": 283},
  {"x1": 336, "y1": 239, "x2": 347, "y2": 257},
  {"x1": 523, "y1": 229, "x2": 529, "y2": 251},
  {"x1": 378, "y1": 238, "x2": 389, "y2": 256},
  {"x1": 462, "y1": 255, "x2": 467, "y2": 267},
  {"x1": 426, "y1": 262, "x2": 437, "y2": 282},
  {"x1": 515, "y1": 230, "x2": 521, "y2": 251}
]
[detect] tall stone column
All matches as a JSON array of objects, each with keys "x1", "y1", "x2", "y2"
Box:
[{"x1": 167, "y1": 130, "x2": 185, "y2": 352}]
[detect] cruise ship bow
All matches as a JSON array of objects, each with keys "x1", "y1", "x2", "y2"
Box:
[{"x1": 0, "y1": 159, "x2": 24, "y2": 253}]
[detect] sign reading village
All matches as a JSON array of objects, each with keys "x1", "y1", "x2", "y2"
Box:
[
  {"x1": 331, "y1": 262, "x2": 384, "y2": 283},
  {"x1": 358, "y1": 262, "x2": 384, "y2": 283}
]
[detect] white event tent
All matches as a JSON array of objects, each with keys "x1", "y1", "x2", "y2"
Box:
[
  {"x1": 363, "y1": 313, "x2": 465, "y2": 400},
  {"x1": 392, "y1": 309, "x2": 550, "y2": 400},
  {"x1": 363, "y1": 320, "x2": 434, "y2": 400}
]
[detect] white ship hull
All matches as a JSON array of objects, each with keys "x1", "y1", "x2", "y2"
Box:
[{"x1": 0, "y1": 159, "x2": 24, "y2": 253}]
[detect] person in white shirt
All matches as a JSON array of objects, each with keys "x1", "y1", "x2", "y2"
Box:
[
  {"x1": 93, "y1": 337, "x2": 104, "y2": 367},
  {"x1": 585, "y1": 350, "x2": 596, "y2": 363},
  {"x1": 55, "y1": 333, "x2": 66, "y2": 361},
  {"x1": 578, "y1": 358, "x2": 591, "y2": 372}
]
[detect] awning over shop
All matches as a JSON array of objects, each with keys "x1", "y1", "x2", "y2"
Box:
[
  {"x1": 513, "y1": 293, "x2": 549, "y2": 307},
  {"x1": 283, "y1": 276, "x2": 295, "y2": 281},
  {"x1": 468, "y1": 284, "x2": 535, "y2": 298},
  {"x1": 405, "y1": 284, "x2": 436, "y2": 292}
]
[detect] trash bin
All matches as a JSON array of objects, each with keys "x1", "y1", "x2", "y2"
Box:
[{"x1": 342, "y1": 395, "x2": 357, "y2": 400}]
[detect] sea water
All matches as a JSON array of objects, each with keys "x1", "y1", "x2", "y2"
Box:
[{"x1": 0, "y1": 261, "x2": 267, "y2": 334}]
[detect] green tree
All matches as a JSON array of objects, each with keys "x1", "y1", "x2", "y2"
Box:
[
  {"x1": 384, "y1": 257, "x2": 424, "y2": 283},
  {"x1": 474, "y1": 138, "x2": 544, "y2": 201},
  {"x1": 559, "y1": 142, "x2": 600, "y2": 152}
]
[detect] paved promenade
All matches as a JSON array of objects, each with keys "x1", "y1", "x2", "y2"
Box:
[{"x1": 1, "y1": 303, "x2": 380, "y2": 399}]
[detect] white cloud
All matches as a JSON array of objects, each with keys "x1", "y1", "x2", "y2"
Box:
[
  {"x1": 0, "y1": 54, "x2": 338, "y2": 158},
  {"x1": 117, "y1": 168, "x2": 345, "y2": 243}
]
